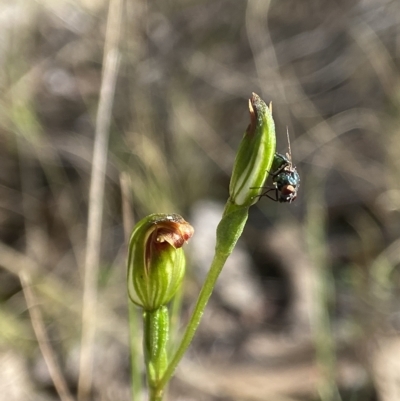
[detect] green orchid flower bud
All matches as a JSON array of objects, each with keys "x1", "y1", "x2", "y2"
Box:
[
  {"x1": 127, "y1": 214, "x2": 194, "y2": 311},
  {"x1": 229, "y1": 93, "x2": 276, "y2": 206}
]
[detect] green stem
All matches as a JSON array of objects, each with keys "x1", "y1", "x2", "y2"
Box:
[
  {"x1": 156, "y1": 201, "x2": 249, "y2": 393},
  {"x1": 128, "y1": 302, "x2": 143, "y2": 401},
  {"x1": 149, "y1": 387, "x2": 163, "y2": 401},
  {"x1": 143, "y1": 307, "x2": 169, "y2": 387},
  {"x1": 306, "y1": 176, "x2": 341, "y2": 401}
]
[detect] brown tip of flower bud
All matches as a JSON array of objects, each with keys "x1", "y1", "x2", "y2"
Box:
[
  {"x1": 151, "y1": 215, "x2": 194, "y2": 250},
  {"x1": 179, "y1": 222, "x2": 195, "y2": 242}
]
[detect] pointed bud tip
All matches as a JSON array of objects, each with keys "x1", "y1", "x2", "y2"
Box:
[
  {"x1": 246, "y1": 98, "x2": 257, "y2": 136},
  {"x1": 247, "y1": 93, "x2": 271, "y2": 136}
]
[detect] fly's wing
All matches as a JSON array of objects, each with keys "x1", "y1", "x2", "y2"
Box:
[
  {"x1": 286, "y1": 127, "x2": 292, "y2": 160},
  {"x1": 271, "y1": 153, "x2": 290, "y2": 173}
]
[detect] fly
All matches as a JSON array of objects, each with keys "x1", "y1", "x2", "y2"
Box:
[{"x1": 256, "y1": 129, "x2": 300, "y2": 203}]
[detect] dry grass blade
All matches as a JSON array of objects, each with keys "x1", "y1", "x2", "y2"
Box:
[
  {"x1": 20, "y1": 271, "x2": 75, "y2": 401},
  {"x1": 120, "y1": 172, "x2": 135, "y2": 242},
  {"x1": 77, "y1": 0, "x2": 123, "y2": 399}
]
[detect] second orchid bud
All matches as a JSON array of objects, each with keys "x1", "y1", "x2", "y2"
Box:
[{"x1": 229, "y1": 93, "x2": 276, "y2": 207}]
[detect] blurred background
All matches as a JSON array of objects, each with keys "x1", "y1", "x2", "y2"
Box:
[{"x1": 1, "y1": 0, "x2": 400, "y2": 400}]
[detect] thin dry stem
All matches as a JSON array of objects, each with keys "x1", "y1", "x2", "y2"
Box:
[
  {"x1": 77, "y1": 0, "x2": 123, "y2": 399},
  {"x1": 120, "y1": 171, "x2": 135, "y2": 242},
  {"x1": 20, "y1": 272, "x2": 75, "y2": 401}
]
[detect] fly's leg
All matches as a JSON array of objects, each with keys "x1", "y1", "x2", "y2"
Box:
[
  {"x1": 252, "y1": 187, "x2": 279, "y2": 202},
  {"x1": 262, "y1": 188, "x2": 279, "y2": 202}
]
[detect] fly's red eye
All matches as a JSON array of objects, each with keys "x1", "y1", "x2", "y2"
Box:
[{"x1": 281, "y1": 185, "x2": 295, "y2": 195}]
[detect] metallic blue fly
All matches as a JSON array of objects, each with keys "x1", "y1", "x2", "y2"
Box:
[{"x1": 257, "y1": 129, "x2": 300, "y2": 203}]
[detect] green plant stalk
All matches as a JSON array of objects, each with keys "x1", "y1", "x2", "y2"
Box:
[
  {"x1": 306, "y1": 176, "x2": 341, "y2": 401},
  {"x1": 315, "y1": 254, "x2": 338, "y2": 401},
  {"x1": 129, "y1": 302, "x2": 144, "y2": 401},
  {"x1": 143, "y1": 307, "x2": 169, "y2": 387},
  {"x1": 156, "y1": 202, "x2": 248, "y2": 393},
  {"x1": 149, "y1": 387, "x2": 163, "y2": 401},
  {"x1": 142, "y1": 307, "x2": 171, "y2": 401}
]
